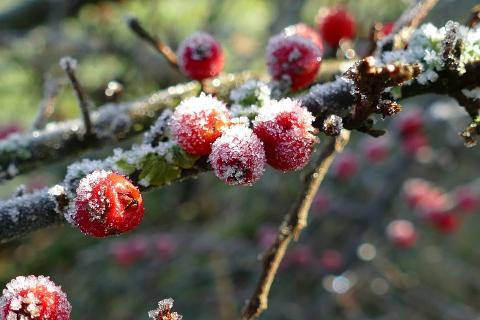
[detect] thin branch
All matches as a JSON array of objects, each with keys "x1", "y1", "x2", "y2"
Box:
[
  {"x1": 60, "y1": 56, "x2": 94, "y2": 137},
  {"x1": 126, "y1": 16, "x2": 179, "y2": 70},
  {"x1": 241, "y1": 131, "x2": 350, "y2": 320},
  {"x1": 32, "y1": 75, "x2": 64, "y2": 131}
]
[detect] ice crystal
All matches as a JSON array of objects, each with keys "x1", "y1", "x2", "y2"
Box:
[
  {"x1": 148, "y1": 298, "x2": 182, "y2": 320},
  {"x1": 229, "y1": 80, "x2": 271, "y2": 118}
]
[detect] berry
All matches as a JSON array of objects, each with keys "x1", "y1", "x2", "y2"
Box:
[
  {"x1": 428, "y1": 210, "x2": 460, "y2": 233},
  {"x1": 454, "y1": 186, "x2": 478, "y2": 213},
  {"x1": 177, "y1": 32, "x2": 224, "y2": 80},
  {"x1": 381, "y1": 22, "x2": 394, "y2": 36},
  {"x1": 209, "y1": 125, "x2": 266, "y2": 186},
  {"x1": 253, "y1": 98, "x2": 317, "y2": 171},
  {"x1": 332, "y1": 152, "x2": 358, "y2": 180},
  {"x1": 111, "y1": 237, "x2": 147, "y2": 266},
  {"x1": 170, "y1": 94, "x2": 231, "y2": 156},
  {"x1": 313, "y1": 191, "x2": 331, "y2": 213},
  {"x1": 362, "y1": 137, "x2": 390, "y2": 163},
  {"x1": 70, "y1": 170, "x2": 144, "y2": 237},
  {"x1": 283, "y1": 23, "x2": 323, "y2": 51},
  {"x1": 397, "y1": 109, "x2": 424, "y2": 137},
  {"x1": 153, "y1": 234, "x2": 177, "y2": 259},
  {"x1": 319, "y1": 249, "x2": 343, "y2": 272},
  {"x1": 316, "y1": 6, "x2": 356, "y2": 47},
  {"x1": 0, "y1": 123, "x2": 21, "y2": 140},
  {"x1": 386, "y1": 220, "x2": 417, "y2": 248},
  {"x1": 1, "y1": 275, "x2": 71, "y2": 320},
  {"x1": 403, "y1": 179, "x2": 449, "y2": 216},
  {"x1": 402, "y1": 132, "x2": 429, "y2": 156},
  {"x1": 283, "y1": 245, "x2": 314, "y2": 268},
  {"x1": 266, "y1": 34, "x2": 322, "y2": 91}
]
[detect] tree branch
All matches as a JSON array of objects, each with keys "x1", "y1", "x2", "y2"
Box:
[{"x1": 241, "y1": 131, "x2": 350, "y2": 320}]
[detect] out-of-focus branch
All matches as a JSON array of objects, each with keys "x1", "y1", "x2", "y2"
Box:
[
  {"x1": 32, "y1": 76, "x2": 64, "y2": 131},
  {"x1": 241, "y1": 131, "x2": 350, "y2": 320}
]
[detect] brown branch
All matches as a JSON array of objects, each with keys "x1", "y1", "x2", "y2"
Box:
[
  {"x1": 467, "y1": 5, "x2": 480, "y2": 28},
  {"x1": 126, "y1": 16, "x2": 179, "y2": 70},
  {"x1": 242, "y1": 131, "x2": 351, "y2": 320},
  {"x1": 60, "y1": 56, "x2": 94, "y2": 137}
]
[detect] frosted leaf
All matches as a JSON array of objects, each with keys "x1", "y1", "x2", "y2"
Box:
[{"x1": 229, "y1": 80, "x2": 271, "y2": 118}]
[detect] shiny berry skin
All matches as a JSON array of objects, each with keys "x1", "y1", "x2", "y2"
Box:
[
  {"x1": 316, "y1": 6, "x2": 356, "y2": 47},
  {"x1": 170, "y1": 94, "x2": 231, "y2": 156},
  {"x1": 253, "y1": 98, "x2": 317, "y2": 171},
  {"x1": 386, "y1": 220, "x2": 417, "y2": 249},
  {"x1": 283, "y1": 23, "x2": 323, "y2": 51},
  {"x1": 1, "y1": 275, "x2": 71, "y2": 320},
  {"x1": 332, "y1": 152, "x2": 358, "y2": 180},
  {"x1": 266, "y1": 34, "x2": 322, "y2": 91},
  {"x1": 209, "y1": 125, "x2": 266, "y2": 186},
  {"x1": 177, "y1": 32, "x2": 224, "y2": 80},
  {"x1": 70, "y1": 170, "x2": 144, "y2": 237}
]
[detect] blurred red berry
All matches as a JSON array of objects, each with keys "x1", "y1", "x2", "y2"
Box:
[
  {"x1": 153, "y1": 234, "x2": 177, "y2": 259},
  {"x1": 454, "y1": 186, "x2": 478, "y2": 213},
  {"x1": 316, "y1": 6, "x2": 356, "y2": 47},
  {"x1": 266, "y1": 34, "x2": 322, "y2": 91},
  {"x1": 402, "y1": 132, "x2": 429, "y2": 156},
  {"x1": 386, "y1": 219, "x2": 417, "y2": 249},
  {"x1": 209, "y1": 125, "x2": 266, "y2": 186},
  {"x1": 362, "y1": 137, "x2": 390, "y2": 163},
  {"x1": 332, "y1": 152, "x2": 358, "y2": 180},
  {"x1": 0, "y1": 123, "x2": 21, "y2": 140},
  {"x1": 70, "y1": 170, "x2": 144, "y2": 237},
  {"x1": 111, "y1": 238, "x2": 148, "y2": 266},
  {"x1": 253, "y1": 98, "x2": 317, "y2": 171},
  {"x1": 381, "y1": 22, "x2": 394, "y2": 36},
  {"x1": 397, "y1": 110, "x2": 424, "y2": 137},
  {"x1": 319, "y1": 249, "x2": 343, "y2": 272},
  {"x1": 284, "y1": 245, "x2": 314, "y2": 268},
  {"x1": 283, "y1": 23, "x2": 323, "y2": 51},
  {"x1": 170, "y1": 94, "x2": 231, "y2": 156},
  {"x1": 403, "y1": 179, "x2": 449, "y2": 216},
  {"x1": 313, "y1": 191, "x2": 331, "y2": 213},
  {"x1": 1, "y1": 275, "x2": 71, "y2": 320},
  {"x1": 177, "y1": 32, "x2": 224, "y2": 80},
  {"x1": 428, "y1": 211, "x2": 460, "y2": 233}
]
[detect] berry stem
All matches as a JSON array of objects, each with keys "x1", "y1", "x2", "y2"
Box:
[
  {"x1": 126, "y1": 16, "x2": 179, "y2": 71},
  {"x1": 242, "y1": 131, "x2": 350, "y2": 320}
]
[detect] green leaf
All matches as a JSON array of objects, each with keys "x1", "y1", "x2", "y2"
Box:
[
  {"x1": 171, "y1": 145, "x2": 200, "y2": 169},
  {"x1": 139, "y1": 153, "x2": 181, "y2": 186},
  {"x1": 116, "y1": 159, "x2": 136, "y2": 174}
]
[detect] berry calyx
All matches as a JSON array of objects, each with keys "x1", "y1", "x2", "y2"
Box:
[
  {"x1": 386, "y1": 220, "x2": 417, "y2": 249},
  {"x1": 266, "y1": 34, "x2": 322, "y2": 91},
  {"x1": 170, "y1": 94, "x2": 231, "y2": 156},
  {"x1": 177, "y1": 32, "x2": 224, "y2": 80},
  {"x1": 253, "y1": 99, "x2": 317, "y2": 171},
  {"x1": 1, "y1": 275, "x2": 71, "y2": 320},
  {"x1": 316, "y1": 6, "x2": 356, "y2": 47},
  {"x1": 283, "y1": 23, "x2": 323, "y2": 51},
  {"x1": 209, "y1": 125, "x2": 266, "y2": 186},
  {"x1": 70, "y1": 170, "x2": 144, "y2": 237}
]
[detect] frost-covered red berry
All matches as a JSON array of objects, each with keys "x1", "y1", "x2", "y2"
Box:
[
  {"x1": 170, "y1": 94, "x2": 231, "y2": 156},
  {"x1": 283, "y1": 23, "x2": 323, "y2": 51},
  {"x1": 316, "y1": 6, "x2": 356, "y2": 47},
  {"x1": 266, "y1": 34, "x2": 322, "y2": 91},
  {"x1": 209, "y1": 125, "x2": 266, "y2": 186},
  {"x1": 253, "y1": 98, "x2": 317, "y2": 171},
  {"x1": 177, "y1": 32, "x2": 224, "y2": 80},
  {"x1": 1, "y1": 275, "x2": 71, "y2": 320},
  {"x1": 70, "y1": 170, "x2": 144, "y2": 237},
  {"x1": 386, "y1": 220, "x2": 417, "y2": 249}
]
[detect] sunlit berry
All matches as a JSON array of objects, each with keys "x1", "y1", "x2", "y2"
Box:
[
  {"x1": 316, "y1": 6, "x2": 356, "y2": 47},
  {"x1": 283, "y1": 23, "x2": 323, "y2": 51},
  {"x1": 386, "y1": 219, "x2": 417, "y2": 248}
]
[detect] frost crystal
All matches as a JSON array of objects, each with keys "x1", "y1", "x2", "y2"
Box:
[
  {"x1": 148, "y1": 298, "x2": 182, "y2": 320},
  {"x1": 229, "y1": 80, "x2": 272, "y2": 118}
]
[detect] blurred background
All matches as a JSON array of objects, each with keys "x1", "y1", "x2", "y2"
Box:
[{"x1": 1, "y1": 0, "x2": 480, "y2": 319}]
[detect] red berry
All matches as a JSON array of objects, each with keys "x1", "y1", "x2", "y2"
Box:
[
  {"x1": 170, "y1": 94, "x2": 231, "y2": 156},
  {"x1": 1, "y1": 275, "x2": 71, "y2": 320},
  {"x1": 153, "y1": 234, "x2": 177, "y2": 259},
  {"x1": 253, "y1": 98, "x2": 317, "y2": 171},
  {"x1": 403, "y1": 179, "x2": 449, "y2": 216},
  {"x1": 362, "y1": 137, "x2": 390, "y2": 163},
  {"x1": 381, "y1": 22, "x2": 394, "y2": 36},
  {"x1": 177, "y1": 32, "x2": 224, "y2": 80},
  {"x1": 386, "y1": 220, "x2": 417, "y2": 249},
  {"x1": 428, "y1": 211, "x2": 460, "y2": 233},
  {"x1": 111, "y1": 237, "x2": 147, "y2": 266},
  {"x1": 70, "y1": 170, "x2": 144, "y2": 237},
  {"x1": 319, "y1": 249, "x2": 343, "y2": 272},
  {"x1": 209, "y1": 125, "x2": 266, "y2": 186},
  {"x1": 266, "y1": 34, "x2": 322, "y2": 91},
  {"x1": 397, "y1": 109, "x2": 424, "y2": 137},
  {"x1": 316, "y1": 6, "x2": 356, "y2": 47},
  {"x1": 402, "y1": 132, "x2": 429, "y2": 156},
  {"x1": 283, "y1": 23, "x2": 323, "y2": 51},
  {"x1": 283, "y1": 245, "x2": 314, "y2": 268},
  {"x1": 454, "y1": 186, "x2": 478, "y2": 213},
  {"x1": 332, "y1": 152, "x2": 358, "y2": 180},
  {"x1": 0, "y1": 123, "x2": 21, "y2": 140},
  {"x1": 313, "y1": 191, "x2": 331, "y2": 213}
]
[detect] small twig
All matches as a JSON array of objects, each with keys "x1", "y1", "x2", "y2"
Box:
[
  {"x1": 242, "y1": 131, "x2": 351, "y2": 320},
  {"x1": 59, "y1": 57, "x2": 94, "y2": 137},
  {"x1": 32, "y1": 75, "x2": 64, "y2": 131},
  {"x1": 467, "y1": 5, "x2": 480, "y2": 28},
  {"x1": 126, "y1": 16, "x2": 179, "y2": 70}
]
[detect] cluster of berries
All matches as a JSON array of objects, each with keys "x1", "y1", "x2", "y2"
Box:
[{"x1": 169, "y1": 94, "x2": 318, "y2": 186}]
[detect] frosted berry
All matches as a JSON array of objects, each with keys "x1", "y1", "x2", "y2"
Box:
[
  {"x1": 266, "y1": 34, "x2": 322, "y2": 91},
  {"x1": 177, "y1": 32, "x2": 224, "y2": 80},
  {"x1": 170, "y1": 94, "x2": 231, "y2": 156},
  {"x1": 316, "y1": 6, "x2": 356, "y2": 47},
  {"x1": 332, "y1": 152, "x2": 359, "y2": 180},
  {"x1": 209, "y1": 125, "x2": 266, "y2": 186},
  {"x1": 70, "y1": 170, "x2": 144, "y2": 237},
  {"x1": 283, "y1": 23, "x2": 323, "y2": 51},
  {"x1": 253, "y1": 98, "x2": 317, "y2": 171},
  {"x1": 1, "y1": 275, "x2": 71, "y2": 320},
  {"x1": 386, "y1": 220, "x2": 417, "y2": 249}
]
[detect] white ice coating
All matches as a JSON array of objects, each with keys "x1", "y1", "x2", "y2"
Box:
[
  {"x1": 229, "y1": 80, "x2": 272, "y2": 118},
  {"x1": 0, "y1": 275, "x2": 71, "y2": 320},
  {"x1": 148, "y1": 298, "x2": 182, "y2": 320},
  {"x1": 266, "y1": 33, "x2": 321, "y2": 66}
]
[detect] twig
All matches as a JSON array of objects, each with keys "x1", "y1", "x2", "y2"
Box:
[
  {"x1": 32, "y1": 75, "x2": 64, "y2": 131},
  {"x1": 241, "y1": 131, "x2": 350, "y2": 320},
  {"x1": 60, "y1": 56, "x2": 94, "y2": 137},
  {"x1": 126, "y1": 16, "x2": 179, "y2": 70},
  {"x1": 467, "y1": 5, "x2": 480, "y2": 28}
]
